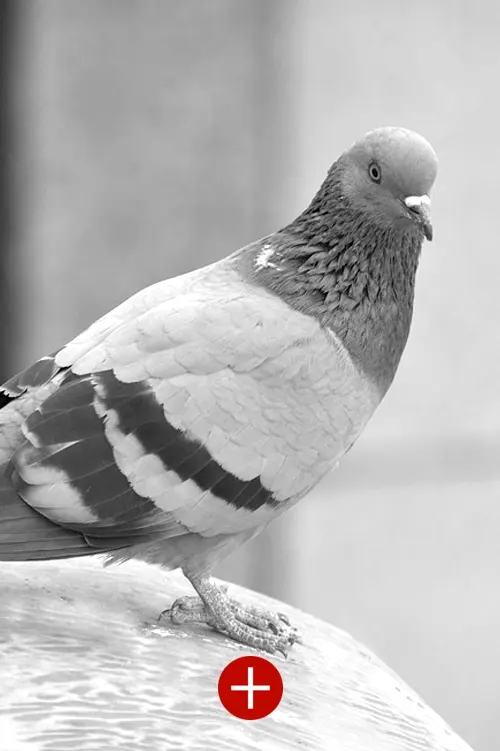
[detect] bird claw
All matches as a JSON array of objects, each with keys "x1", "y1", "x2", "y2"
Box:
[
  {"x1": 160, "y1": 589, "x2": 301, "y2": 655},
  {"x1": 228, "y1": 599, "x2": 293, "y2": 638},
  {"x1": 159, "y1": 595, "x2": 206, "y2": 625}
]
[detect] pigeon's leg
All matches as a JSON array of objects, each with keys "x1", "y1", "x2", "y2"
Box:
[{"x1": 160, "y1": 574, "x2": 300, "y2": 656}]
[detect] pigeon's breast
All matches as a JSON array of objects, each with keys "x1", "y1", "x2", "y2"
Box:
[{"x1": 272, "y1": 319, "x2": 382, "y2": 500}]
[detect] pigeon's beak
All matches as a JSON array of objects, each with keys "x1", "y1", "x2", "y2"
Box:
[{"x1": 404, "y1": 194, "x2": 433, "y2": 242}]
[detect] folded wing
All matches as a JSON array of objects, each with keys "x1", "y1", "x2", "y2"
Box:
[{"x1": 0, "y1": 265, "x2": 377, "y2": 562}]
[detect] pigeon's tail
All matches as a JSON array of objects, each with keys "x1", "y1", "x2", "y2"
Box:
[{"x1": 0, "y1": 462, "x2": 96, "y2": 561}]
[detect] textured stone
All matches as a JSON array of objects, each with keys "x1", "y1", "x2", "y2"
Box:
[{"x1": 0, "y1": 558, "x2": 472, "y2": 751}]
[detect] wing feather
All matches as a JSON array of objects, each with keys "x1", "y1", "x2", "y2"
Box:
[{"x1": 0, "y1": 262, "x2": 379, "y2": 561}]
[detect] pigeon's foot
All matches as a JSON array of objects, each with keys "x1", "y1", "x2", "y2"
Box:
[{"x1": 160, "y1": 576, "x2": 300, "y2": 656}]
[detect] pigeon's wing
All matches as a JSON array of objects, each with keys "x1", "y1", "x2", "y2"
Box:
[{"x1": 0, "y1": 264, "x2": 378, "y2": 561}]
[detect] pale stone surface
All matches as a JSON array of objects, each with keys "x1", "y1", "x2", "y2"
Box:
[{"x1": 0, "y1": 558, "x2": 473, "y2": 751}]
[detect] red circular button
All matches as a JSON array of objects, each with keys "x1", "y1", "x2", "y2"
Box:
[{"x1": 218, "y1": 655, "x2": 283, "y2": 720}]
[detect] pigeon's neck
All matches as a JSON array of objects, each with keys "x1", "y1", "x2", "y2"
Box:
[{"x1": 239, "y1": 198, "x2": 422, "y2": 395}]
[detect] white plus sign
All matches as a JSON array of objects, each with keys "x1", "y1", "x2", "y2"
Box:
[{"x1": 230, "y1": 666, "x2": 270, "y2": 709}]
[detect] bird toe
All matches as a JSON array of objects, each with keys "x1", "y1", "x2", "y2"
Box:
[{"x1": 159, "y1": 595, "x2": 209, "y2": 625}]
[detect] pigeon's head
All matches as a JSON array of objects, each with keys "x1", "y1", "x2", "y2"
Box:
[{"x1": 339, "y1": 127, "x2": 438, "y2": 241}]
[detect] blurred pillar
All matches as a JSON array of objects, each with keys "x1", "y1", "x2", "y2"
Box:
[
  {"x1": 0, "y1": 0, "x2": 19, "y2": 380},
  {"x1": 12, "y1": 0, "x2": 293, "y2": 366},
  {"x1": 10, "y1": 0, "x2": 294, "y2": 596}
]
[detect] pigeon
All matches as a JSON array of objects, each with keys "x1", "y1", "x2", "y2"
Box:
[{"x1": 0, "y1": 126, "x2": 437, "y2": 655}]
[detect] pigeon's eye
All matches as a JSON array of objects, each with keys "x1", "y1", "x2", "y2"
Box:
[{"x1": 368, "y1": 162, "x2": 382, "y2": 184}]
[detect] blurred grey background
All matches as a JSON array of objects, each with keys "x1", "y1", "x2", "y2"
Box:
[{"x1": 1, "y1": 1, "x2": 498, "y2": 749}]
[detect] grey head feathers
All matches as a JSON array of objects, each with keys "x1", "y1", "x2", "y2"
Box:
[{"x1": 238, "y1": 127, "x2": 438, "y2": 394}]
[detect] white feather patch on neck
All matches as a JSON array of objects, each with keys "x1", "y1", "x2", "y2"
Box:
[{"x1": 255, "y1": 244, "x2": 280, "y2": 270}]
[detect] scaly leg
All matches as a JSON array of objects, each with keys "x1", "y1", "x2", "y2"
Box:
[{"x1": 160, "y1": 574, "x2": 300, "y2": 656}]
